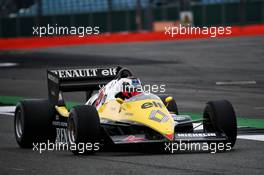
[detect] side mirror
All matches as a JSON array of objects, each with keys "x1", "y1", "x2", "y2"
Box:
[
  {"x1": 55, "y1": 106, "x2": 69, "y2": 117},
  {"x1": 116, "y1": 98, "x2": 124, "y2": 104},
  {"x1": 165, "y1": 96, "x2": 173, "y2": 103}
]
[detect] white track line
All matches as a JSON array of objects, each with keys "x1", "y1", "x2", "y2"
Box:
[
  {"x1": 216, "y1": 80, "x2": 256, "y2": 85},
  {"x1": 0, "y1": 63, "x2": 18, "y2": 67},
  {"x1": 0, "y1": 106, "x2": 16, "y2": 113},
  {"x1": 0, "y1": 112, "x2": 14, "y2": 116},
  {"x1": 0, "y1": 106, "x2": 16, "y2": 116},
  {"x1": 254, "y1": 107, "x2": 264, "y2": 110},
  {"x1": 237, "y1": 135, "x2": 264, "y2": 142}
]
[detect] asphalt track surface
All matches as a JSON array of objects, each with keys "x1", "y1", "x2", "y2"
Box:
[{"x1": 0, "y1": 36, "x2": 264, "y2": 174}]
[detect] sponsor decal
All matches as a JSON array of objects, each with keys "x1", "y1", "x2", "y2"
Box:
[
  {"x1": 56, "y1": 128, "x2": 68, "y2": 143},
  {"x1": 51, "y1": 67, "x2": 118, "y2": 78},
  {"x1": 123, "y1": 135, "x2": 146, "y2": 142},
  {"x1": 52, "y1": 69, "x2": 97, "y2": 78},
  {"x1": 149, "y1": 110, "x2": 169, "y2": 123},
  {"x1": 52, "y1": 121, "x2": 67, "y2": 127},
  {"x1": 175, "y1": 133, "x2": 216, "y2": 137},
  {"x1": 141, "y1": 101, "x2": 163, "y2": 109}
]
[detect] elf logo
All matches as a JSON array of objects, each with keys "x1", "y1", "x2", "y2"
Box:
[{"x1": 141, "y1": 101, "x2": 163, "y2": 109}]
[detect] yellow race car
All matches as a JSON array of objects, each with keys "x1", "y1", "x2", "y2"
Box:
[{"x1": 14, "y1": 66, "x2": 237, "y2": 154}]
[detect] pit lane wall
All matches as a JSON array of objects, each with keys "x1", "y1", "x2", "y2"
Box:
[{"x1": 0, "y1": 24, "x2": 264, "y2": 50}]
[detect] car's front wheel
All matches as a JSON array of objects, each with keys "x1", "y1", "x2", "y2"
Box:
[{"x1": 203, "y1": 100, "x2": 237, "y2": 148}]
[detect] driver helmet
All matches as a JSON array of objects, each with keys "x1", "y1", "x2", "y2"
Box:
[{"x1": 116, "y1": 77, "x2": 142, "y2": 99}]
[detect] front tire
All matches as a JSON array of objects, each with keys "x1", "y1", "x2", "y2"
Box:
[
  {"x1": 14, "y1": 99, "x2": 56, "y2": 148},
  {"x1": 67, "y1": 105, "x2": 100, "y2": 155},
  {"x1": 203, "y1": 100, "x2": 237, "y2": 148}
]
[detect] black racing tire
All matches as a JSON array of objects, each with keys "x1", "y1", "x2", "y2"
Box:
[
  {"x1": 203, "y1": 100, "x2": 237, "y2": 148},
  {"x1": 159, "y1": 95, "x2": 179, "y2": 115},
  {"x1": 14, "y1": 99, "x2": 56, "y2": 148},
  {"x1": 67, "y1": 105, "x2": 100, "y2": 155}
]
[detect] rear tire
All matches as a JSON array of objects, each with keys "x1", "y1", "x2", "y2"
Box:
[
  {"x1": 67, "y1": 105, "x2": 100, "y2": 155},
  {"x1": 203, "y1": 100, "x2": 237, "y2": 148},
  {"x1": 14, "y1": 99, "x2": 56, "y2": 148}
]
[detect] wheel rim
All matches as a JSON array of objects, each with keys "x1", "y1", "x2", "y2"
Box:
[
  {"x1": 68, "y1": 118, "x2": 76, "y2": 144},
  {"x1": 15, "y1": 109, "x2": 23, "y2": 139}
]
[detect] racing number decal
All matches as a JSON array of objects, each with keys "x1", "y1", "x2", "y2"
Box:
[{"x1": 149, "y1": 110, "x2": 169, "y2": 123}]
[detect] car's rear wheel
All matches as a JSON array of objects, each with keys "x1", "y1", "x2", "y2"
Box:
[
  {"x1": 68, "y1": 105, "x2": 100, "y2": 155},
  {"x1": 203, "y1": 100, "x2": 237, "y2": 148},
  {"x1": 14, "y1": 99, "x2": 56, "y2": 148}
]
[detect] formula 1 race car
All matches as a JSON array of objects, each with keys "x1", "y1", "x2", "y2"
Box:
[{"x1": 14, "y1": 66, "x2": 237, "y2": 154}]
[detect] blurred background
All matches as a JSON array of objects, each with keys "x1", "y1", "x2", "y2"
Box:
[{"x1": 0, "y1": 0, "x2": 263, "y2": 38}]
